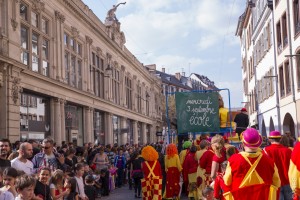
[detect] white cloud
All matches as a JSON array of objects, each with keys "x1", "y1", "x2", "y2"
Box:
[
  {"x1": 197, "y1": 34, "x2": 219, "y2": 50},
  {"x1": 83, "y1": 0, "x2": 246, "y2": 107}
]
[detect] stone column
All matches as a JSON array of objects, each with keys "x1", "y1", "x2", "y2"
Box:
[
  {"x1": 54, "y1": 11, "x2": 65, "y2": 81},
  {"x1": 60, "y1": 99, "x2": 66, "y2": 143},
  {"x1": 132, "y1": 120, "x2": 138, "y2": 145},
  {"x1": 105, "y1": 112, "x2": 113, "y2": 145},
  {"x1": 90, "y1": 108, "x2": 94, "y2": 143},
  {"x1": 54, "y1": 98, "x2": 62, "y2": 144},
  {"x1": 84, "y1": 107, "x2": 93, "y2": 143},
  {"x1": 132, "y1": 75, "x2": 137, "y2": 111},
  {"x1": 141, "y1": 123, "x2": 147, "y2": 145},
  {"x1": 85, "y1": 36, "x2": 93, "y2": 92},
  {"x1": 150, "y1": 125, "x2": 156, "y2": 143},
  {"x1": 120, "y1": 117, "x2": 127, "y2": 145}
]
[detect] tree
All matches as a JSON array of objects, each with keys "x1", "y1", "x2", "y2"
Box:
[{"x1": 161, "y1": 95, "x2": 177, "y2": 128}]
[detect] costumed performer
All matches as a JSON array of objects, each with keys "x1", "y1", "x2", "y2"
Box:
[
  {"x1": 164, "y1": 144, "x2": 182, "y2": 200},
  {"x1": 179, "y1": 140, "x2": 192, "y2": 196},
  {"x1": 223, "y1": 128, "x2": 281, "y2": 200},
  {"x1": 141, "y1": 145, "x2": 162, "y2": 200},
  {"x1": 288, "y1": 141, "x2": 300, "y2": 200}
]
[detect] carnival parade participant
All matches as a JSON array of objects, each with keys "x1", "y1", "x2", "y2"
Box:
[
  {"x1": 141, "y1": 145, "x2": 162, "y2": 200},
  {"x1": 196, "y1": 140, "x2": 209, "y2": 200},
  {"x1": 210, "y1": 135, "x2": 226, "y2": 181},
  {"x1": 223, "y1": 128, "x2": 281, "y2": 200},
  {"x1": 164, "y1": 143, "x2": 182, "y2": 200},
  {"x1": 288, "y1": 141, "x2": 300, "y2": 200},
  {"x1": 180, "y1": 141, "x2": 192, "y2": 195},
  {"x1": 264, "y1": 130, "x2": 293, "y2": 199},
  {"x1": 185, "y1": 145, "x2": 198, "y2": 199}
]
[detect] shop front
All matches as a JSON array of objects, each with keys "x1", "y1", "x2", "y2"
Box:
[{"x1": 20, "y1": 92, "x2": 50, "y2": 141}]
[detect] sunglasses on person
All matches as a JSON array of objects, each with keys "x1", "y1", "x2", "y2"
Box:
[{"x1": 42, "y1": 146, "x2": 51, "y2": 150}]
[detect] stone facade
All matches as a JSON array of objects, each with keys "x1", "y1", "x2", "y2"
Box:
[{"x1": 0, "y1": 0, "x2": 163, "y2": 145}]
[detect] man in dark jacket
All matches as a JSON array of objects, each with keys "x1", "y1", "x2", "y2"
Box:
[{"x1": 234, "y1": 108, "x2": 249, "y2": 139}]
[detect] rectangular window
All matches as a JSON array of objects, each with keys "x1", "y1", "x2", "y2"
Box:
[
  {"x1": 21, "y1": 26, "x2": 29, "y2": 65},
  {"x1": 78, "y1": 60, "x2": 82, "y2": 90},
  {"x1": 31, "y1": 11, "x2": 38, "y2": 28},
  {"x1": 282, "y1": 13, "x2": 288, "y2": 47},
  {"x1": 279, "y1": 66, "x2": 285, "y2": 97},
  {"x1": 32, "y1": 33, "x2": 39, "y2": 72},
  {"x1": 41, "y1": 18, "x2": 48, "y2": 34},
  {"x1": 20, "y1": 2, "x2": 28, "y2": 21},
  {"x1": 42, "y1": 39, "x2": 49, "y2": 76},
  {"x1": 64, "y1": 33, "x2": 68, "y2": 46},
  {"x1": 65, "y1": 52, "x2": 70, "y2": 84},
  {"x1": 276, "y1": 21, "x2": 282, "y2": 53},
  {"x1": 294, "y1": 0, "x2": 300, "y2": 34},
  {"x1": 77, "y1": 43, "x2": 81, "y2": 55},
  {"x1": 71, "y1": 56, "x2": 76, "y2": 87},
  {"x1": 285, "y1": 61, "x2": 291, "y2": 94}
]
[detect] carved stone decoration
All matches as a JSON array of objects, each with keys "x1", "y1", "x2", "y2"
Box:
[
  {"x1": 11, "y1": 19, "x2": 18, "y2": 31},
  {"x1": 31, "y1": 0, "x2": 45, "y2": 13},
  {"x1": 0, "y1": 72, "x2": 3, "y2": 87},
  {"x1": 11, "y1": 76, "x2": 21, "y2": 105},
  {"x1": 54, "y1": 11, "x2": 65, "y2": 23},
  {"x1": 71, "y1": 26, "x2": 79, "y2": 38},
  {"x1": 96, "y1": 47, "x2": 102, "y2": 56},
  {"x1": 85, "y1": 35, "x2": 93, "y2": 45}
]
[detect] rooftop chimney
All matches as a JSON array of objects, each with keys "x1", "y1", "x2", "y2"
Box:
[{"x1": 175, "y1": 72, "x2": 181, "y2": 80}]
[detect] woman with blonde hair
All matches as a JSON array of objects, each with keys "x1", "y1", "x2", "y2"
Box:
[
  {"x1": 141, "y1": 145, "x2": 162, "y2": 200},
  {"x1": 210, "y1": 134, "x2": 226, "y2": 180},
  {"x1": 164, "y1": 144, "x2": 182, "y2": 199}
]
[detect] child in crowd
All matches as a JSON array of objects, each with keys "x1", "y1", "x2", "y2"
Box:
[
  {"x1": 213, "y1": 161, "x2": 229, "y2": 200},
  {"x1": 74, "y1": 163, "x2": 88, "y2": 200},
  {"x1": 34, "y1": 167, "x2": 51, "y2": 200},
  {"x1": 99, "y1": 169, "x2": 109, "y2": 196},
  {"x1": 63, "y1": 177, "x2": 78, "y2": 200},
  {"x1": 0, "y1": 167, "x2": 18, "y2": 198},
  {"x1": 108, "y1": 163, "x2": 117, "y2": 191},
  {"x1": 202, "y1": 186, "x2": 214, "y2": 200},
  {"x1": 15, "y1": 174, "x2": 36, "y2": 200},
  {"x1": 84, "y1": 175, "x2": 97, "y2": 200},
  {"x1": 49, "y1": 169, "x2": 68, "y2": 200}
]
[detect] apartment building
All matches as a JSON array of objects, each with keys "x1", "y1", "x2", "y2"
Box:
[
  {"x1": 0, "y1": 0, "x2": 162, "y2": 145},
  {"x1": 236, "y1": 0, "x2": 300, "y2": 138}
]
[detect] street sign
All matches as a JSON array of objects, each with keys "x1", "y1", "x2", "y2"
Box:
[{"x1": 156, "y1": 132, "x2": 162, "y2": 136}]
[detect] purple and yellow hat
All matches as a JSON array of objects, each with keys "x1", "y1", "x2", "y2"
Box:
[
  {"x1": 241, "y1": 128, "x2": 262, "y2": 149},
  {"x1": 268, "y1": 131, "x2": 281, "y2": 139}
]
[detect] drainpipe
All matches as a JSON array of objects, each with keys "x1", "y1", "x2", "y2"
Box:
[{"x1": 270, "y1": 4, "x2": 282, "y2": 132}]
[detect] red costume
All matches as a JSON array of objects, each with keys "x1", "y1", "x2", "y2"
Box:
[
  {"x1": 223, "y1": 151, "x2": 280, "y2": 200},
  {"x1": 264, "y1": 144, "x2": 292, "y2": 186},
  {"x1": 200, "y1": 149, "x2": 214, "y2": 185},
  {"x1": 289, "y1": 142, "x2": 300, "y2": 200},
  {"x1": 214, "y1": 172, "x2": 229, "y2": 200}
]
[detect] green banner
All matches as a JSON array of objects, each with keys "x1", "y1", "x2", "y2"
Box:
[{"x1": 175, "y1": 92, "x2": 220, "y2": 133}]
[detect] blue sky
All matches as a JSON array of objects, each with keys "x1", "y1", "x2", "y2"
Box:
[{"x1": 82, "y1": 0, "x2": 246, "y2": 108}]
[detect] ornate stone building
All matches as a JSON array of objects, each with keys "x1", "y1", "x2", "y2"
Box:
[{"x1": 0, "y1": 0, "x2": 163, "y2": 145}]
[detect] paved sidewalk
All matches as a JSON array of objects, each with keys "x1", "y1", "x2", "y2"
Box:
[{"x1": 99, "y1": 185, "x2": 189, "y2": 200}]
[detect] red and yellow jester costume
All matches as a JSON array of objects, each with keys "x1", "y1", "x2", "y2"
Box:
[
  {"x1": 223, "y1": 128, "x2": 281, "y2": 200},
  {"x1": 289, "y1": 142, "x2": 300, "y2": 200}
]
